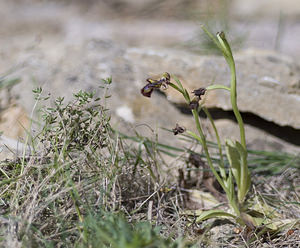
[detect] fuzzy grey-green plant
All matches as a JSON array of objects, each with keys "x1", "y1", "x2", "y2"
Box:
[{"x1": 0, "y1": 84, "x2": 190, "y2": 247}]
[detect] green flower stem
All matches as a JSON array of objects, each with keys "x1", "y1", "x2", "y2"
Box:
[
  {"x1": 191, "y1": 109, "x2": 224, "y2": 189},
  {"x1": 228, "y1": 60, "x2": 247, "y2": 150},
  {"x1": 201, "y1": 26, "x2": 247, "y2": 150},
  {"x1": 216, "y1": 33, "x2": 247, "y2": 150},
  {"x1": 192, "y1": 108, "x2": 240, "y2": 215},
  {"x1": 202, "y1": 107, "x2": 226, "y2": 179}
]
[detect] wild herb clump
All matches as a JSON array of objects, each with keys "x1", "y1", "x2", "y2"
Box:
[
  {"x1": 0, "y1": 82, "x2": 187, "y2": 247},
  {"x1": 35, "y1": 87, "x2": 111, "y2": 160}
]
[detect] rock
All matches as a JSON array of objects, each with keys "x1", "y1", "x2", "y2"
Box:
[
  {"x1": 232, "y1": 0, "x2": 300, "y2": 19},
  {"x1": 214, "y1": 119, "x2": 299, "y2": 153},
  {"x1": 0, "y1": 0, "x2": 299, "y2": 154},
  {"x1": 0, "y1": 103, "x2": 31, "y2": 160},
  {"x1": 126, "y1": 47, "x2": 300, "y2": 129},
  {"x1": 3, "y1": 39, "x2": 298, "y2": 154},
  {"x1": 0, "y1": 104, "x2": 29, "y2": 139}
]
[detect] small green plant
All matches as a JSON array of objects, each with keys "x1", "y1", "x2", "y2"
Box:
[
  {"x1": 77, "y1": 211, "x2": 184, "y2": 248},
  {"x1": 0, "y1": 82, "x2": 193, "y2": 247},
  {"x1": 33, "y1": 87, "x2": 111, "y2": 160},
  {"x1": 140, "y1": 26, "x2": 297, "y2": 238}
]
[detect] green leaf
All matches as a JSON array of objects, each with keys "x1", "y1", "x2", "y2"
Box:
[
  {"x1": 183, "y1": 89, "x2": 191, "y2": 102},
  {"x1": 195, "y1": 209, "x2": 236, "y2": 223},
  {"x1": 200, "y1": 25, "x2": 223, "y2": 52},
  {"x1": 225, "y1": 139, "x2": 251, "y2": 204},
  {"x1": 171, "y1": 74, "x2": 184, "y2": 92},
  {"x1": 186, "y1": 131, "x2": 203, "y2": 146},
  {"x1": 168, "y1": 82, "x2": 184, "y2": 94},
  {"x1": 225, "y1": 171, "x2": 235, "y2": 206},
  {"x1": 206, "y1": 84, "x2": 231, "y2": 91}
]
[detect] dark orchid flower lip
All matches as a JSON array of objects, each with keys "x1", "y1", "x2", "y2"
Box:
[
  {"x1": 190, "y1": 88, "x2": 206, "y2": 104},
  {"x1": 141, "y1": 72, "x2": 171, "y2": 98},
  {"x1": 192, "y1": 88, "x2": 206, "y2": 97},
  {"x1": 141, "y1": 82, "x2": 161, "y2": 97},
  {"x1": 148, "y1": 82, "x2": 163, "y2": 89},
  {"x1": 141, "y1": 85, "x2": 154, "y2": 97},
  {"x1": 172, "y1": 123, "x2": 186, "y2": 135}
]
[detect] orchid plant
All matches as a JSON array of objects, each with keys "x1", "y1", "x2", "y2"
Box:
[{"x1": 140, "y1": 27, "x2": 296, "y2": 237}]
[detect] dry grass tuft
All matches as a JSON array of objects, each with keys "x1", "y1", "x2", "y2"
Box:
[{"x1": 0, "y1": 86, "x2": 299, "y2": 247}]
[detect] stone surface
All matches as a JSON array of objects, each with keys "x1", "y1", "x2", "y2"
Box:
[
  {"x1": 0, "y1": 104, "x2": 29, "y2": 139},
  {"x1": 1, "y1": 0, "x2": 300, "y2": 59},
  {"x1": 0, "y1": 0, "x2": 300, "y2": 158},
  {"x1": 214, "y1": 119, "x2": 297, "y2": 152},
  {"x1": 0, "y1": 39, "x2": 298, "y2": 155},
  {"x1": 0, "y1": 103, "x2": 30, "y2": 160},
  {"x1": 232, "y1": 0, "x2": 300, "y2": 19},
  {"x1": 126, "y1": 47, "x2": 300, "y2": 129}
]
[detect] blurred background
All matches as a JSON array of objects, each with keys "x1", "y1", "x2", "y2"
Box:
[
  {"x1": 0, "y1": 0, "x2": 300, "y2": 158},
  {"x1": 0, "y1": 0, "x2": 300, "y2": 57},
  {"x1": 1, "y1": 0, "x2": 300, "y2": 55}
]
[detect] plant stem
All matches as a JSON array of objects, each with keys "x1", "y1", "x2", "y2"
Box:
[
  {"x1": 217, "y1": 32, "x2": 247, "y2": 150},
  {"x1": 229, "y1": 60, "x2": 246, "y2": 150},
  {"x1": 191, "y1": 109, "x2": 224, "y2": 190},
  {"x1": 192, "y1": 108, "x2": 240, "y2": 215},
  {"x1": 202, "y1": 107, "x2": 226, "y2": 179}
]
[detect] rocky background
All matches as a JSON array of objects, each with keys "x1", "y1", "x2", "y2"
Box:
[{"x1": 0, "y1": 0, "x2": 300, "y2": 160}]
